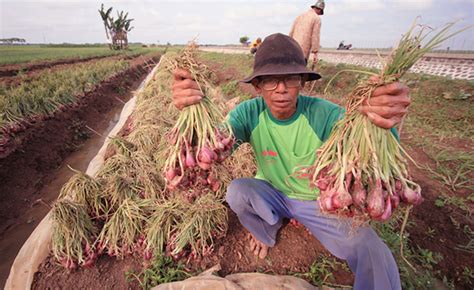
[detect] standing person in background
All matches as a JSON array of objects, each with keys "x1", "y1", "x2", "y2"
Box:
[
  {"x1": 250, "y1": 37, "x2": 262, "y2": 55},
  {"x1": 289, "y1": 0, "x2": 325, "y2": 66}
]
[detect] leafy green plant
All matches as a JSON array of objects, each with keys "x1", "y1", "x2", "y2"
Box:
[
  {"x1": 449, "y1": 215, "x2": 461, "y2": 230},
  {"x1": 198, "y1": 51, "x2": 253, "y2": 77},
  {"x1": 425, "y1": 227, "x2": 436, "y2": 238},
  {"x1": 221, "y1": 80, "x2": 239, "y2": 98},
  {"x1": 126, "y1": 255, "x2": 191, "y2": 289},
  {"x1": 455, "y1": 225, "x2": 474, "y2": 254},
  {"x1": 295, "y1": 254, "x2": 350, "y2": 288},
  {"x1": 415, "y1": 247, "x2": 443, "y2": 270},
  {"x1": 460, "y1": 267, "x2": 474, "y2": 286},
  {"x1": 435, "y1": 193, "x2": 472, "y2": 215},
  {"x1": 221, "y1": 80, "x2": 252, "y2": 102},
  {"x1": 423, "y1": 150, "x2": 474, "y2": 192},
  {"x1": 373, "y1": 213, "x2": 440, "y2": 290}
]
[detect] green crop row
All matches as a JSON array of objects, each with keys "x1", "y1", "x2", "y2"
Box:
[
  {"x1": 0, "y1": 59, "x2": 129, "y2": 131},
  {"x1": 0, "y1": 44, "x2": 163, "y2": 65}
]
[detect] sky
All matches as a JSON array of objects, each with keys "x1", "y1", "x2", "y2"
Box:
[{"x1": 1, "y1": 0, "x2": 473, "y2": 50}]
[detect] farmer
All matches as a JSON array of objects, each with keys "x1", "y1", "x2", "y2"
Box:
[
  {"x1": 172, "y1": 33, "x2": 408, "y2": 290},
  {"x1": 289, "y1": 0, "x2": 325, "y2": 65}
]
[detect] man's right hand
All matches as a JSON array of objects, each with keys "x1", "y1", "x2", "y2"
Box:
[
  {"x1": 172, "y1": 68, "x2": 203, "y2": 110},
  {"x1": 312, "y1": 52, "x2": 318, "y2": 67}
]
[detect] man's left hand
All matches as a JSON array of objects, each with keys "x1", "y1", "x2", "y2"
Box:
[{"x1": 359, "y1": 80, "x2": 411, "y2": 129}]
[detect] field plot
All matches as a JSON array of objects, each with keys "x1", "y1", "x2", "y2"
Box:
[
  {"x1": 17, "y1": 51, "x2": 472, "y2": 290},
  {"x1": 0, "y1": 45, "x2": 164, "y2": 83},
  {"x1": 0, "y1": 44, "x2": 161, "y2": 65},
  {"x1": 0, "y1": 48, "x2": 162, "y2": 284}
]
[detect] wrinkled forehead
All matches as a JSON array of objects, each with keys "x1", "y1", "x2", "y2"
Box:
[{"x1": 258, "y1": 74, "x2": 303, "y2": 80}]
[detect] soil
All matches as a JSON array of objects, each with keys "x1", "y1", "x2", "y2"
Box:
[
  {"x1": 403, "y1": 144, "x2": 474, "y2": 287},
  {"x1": 0, "y1": 53, "x2": 160, "y2": 285},
  {"x1": 33, "y1": 255, "x2": 143, "y2": 290},
  {"x1": 32, "y1": 212, "x2": 354, "y2": 289},
  {"x1": 10, "y1": 56, "x2": 474, "y2": 289}
]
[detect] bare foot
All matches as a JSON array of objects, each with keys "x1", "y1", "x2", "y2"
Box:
[
  {"x1": 247, "y1": 233, "x2": 269, "y2": 259},
  {"x1": 289, "y1": 218, "x2": 311, "y2": 235},
  {"x1": 289, "y1": 218, "x2": 303, "y2": 227}
]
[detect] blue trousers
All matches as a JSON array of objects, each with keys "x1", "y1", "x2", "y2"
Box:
[{"x1": 226, "y1": 178, "x2": 401, "y2": 290}]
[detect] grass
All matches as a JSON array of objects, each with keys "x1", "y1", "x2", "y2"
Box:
[
  {"x1": 400, "y1": 75, "x2": 473, "y2": 194},
  {"x1": 0, "y1": 44, "x2": 163, "y2": 65},
  {"x1": 424, "y1": 150, "x2": 474, "y2": 192},
  {"x1": 294, "y1": 254, "x2": 351, "y2": 288},
  {"x1": 198, "y1": 51, "x2": 253, "y2": 78},
  {"x1": 435, "y1": 192, "x2": 472, "y2": 215},
  {"x1": 372, "y1": 213, "x2": 441, "y2": 290},
  {"x1": 221, "y1": 80, "x2": 252, "y2": 101},
  {"x1": 126, "y1": 255, "x2": 192, "y2": 290},
  {"x1": 197, "y1": 52, "x2": 254, "y2": 103}
]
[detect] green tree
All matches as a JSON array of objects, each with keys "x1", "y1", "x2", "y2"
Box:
[{"x1": 239, "y1": 36, "x2": 249, "y2": 46}]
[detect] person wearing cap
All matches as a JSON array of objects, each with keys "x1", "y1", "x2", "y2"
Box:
[
  {"x1": 172, "y1": 33, "x2": 407, "y2": 290},
  {"x1": 289, "y1": 0, "x2": 325, "y2": 65}
]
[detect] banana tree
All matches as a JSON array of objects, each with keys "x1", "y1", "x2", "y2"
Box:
[{"x1": 98, "y1": 4, "x2": 134, "y2": 50}]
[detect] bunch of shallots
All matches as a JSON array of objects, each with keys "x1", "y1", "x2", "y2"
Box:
[
  {"x1": 163, "y1": 44, "x2": 234, "y2": 197},
  {"x1": 308, "y1": 20, "x2": 466, "y2": 221}
]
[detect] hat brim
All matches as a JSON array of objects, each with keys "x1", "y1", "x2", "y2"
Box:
[
  {"x1": 241, "y1": 68, "x2": 321, "y2": 83},
  {"x1": 311, "y1": 6, "x2": 324, "y2": 15}
]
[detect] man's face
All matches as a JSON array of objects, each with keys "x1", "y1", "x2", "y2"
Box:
[{"x1": 252, "y1": 74, "x2": 303, "y2": 120}]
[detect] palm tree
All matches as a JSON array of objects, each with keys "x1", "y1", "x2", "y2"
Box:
[{"x1": 98, "y1": 4, "x2": 134, "y2": 50}]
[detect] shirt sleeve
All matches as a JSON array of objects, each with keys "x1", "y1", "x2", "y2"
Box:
[
  {"x1": 311, "y1": 16, "x2": 321, "y2": 53},
  {"x1": 321, "y1": 105, "x2": 344, "y2": 142},
  {"x1": 227, "y1": 104, "x2": 251, "y2": 144}
]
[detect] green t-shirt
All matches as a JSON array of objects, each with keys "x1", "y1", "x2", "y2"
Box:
[{"x1": 228, "y1": 95, "x2": 343, "y2": 200}]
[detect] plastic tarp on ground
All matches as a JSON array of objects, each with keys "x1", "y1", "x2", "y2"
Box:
[
  {"x1": 152, "y1": 265, "x2": 317, "y2": 290},
  {"x1": 5, "y1": 55, "x2": 322, "y2": 290}
]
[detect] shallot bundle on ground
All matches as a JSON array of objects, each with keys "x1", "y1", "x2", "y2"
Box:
[
  {"x1": 308, "y1": 20, "x2": 467, "y2": 222},
  {"x1": 49, "y1": 50, "x2": 255, "y2": 270},
  {"x1": 162, "y1": 43, "x2": 234, "y2": 198},
  {"x1": 51, "y1": 199, "x2": 98, "y2": 269}
]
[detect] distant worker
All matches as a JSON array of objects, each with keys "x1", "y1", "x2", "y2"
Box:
[
  {"x1": 338, "y1": 40, "x2": 352, "y2": 50},
  {"x1": 250, "y1": 37, "x2": 262, "y2": 55},
  {"x1": 289, "y1": 0, "x2": 325, "y2": 66},
  {"x1": 338, "y1": 40, "x2": 345, "y2": 50}
]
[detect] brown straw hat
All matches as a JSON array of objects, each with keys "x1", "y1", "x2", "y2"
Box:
[{"x1": 241, "y1": 33, "x2": 321, "y2": 83}]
